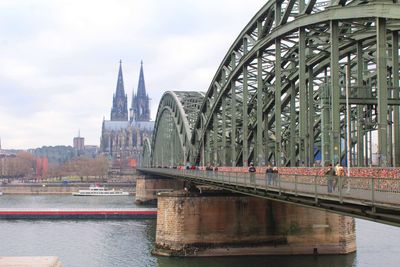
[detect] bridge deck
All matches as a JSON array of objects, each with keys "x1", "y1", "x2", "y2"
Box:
[{"x1": 138, "y1": 168, "x2": 400, "y2": 227}]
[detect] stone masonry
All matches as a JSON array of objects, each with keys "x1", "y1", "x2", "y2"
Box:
[{"x1": 154, "y1": 190, "x2": 356, "y2": 256}]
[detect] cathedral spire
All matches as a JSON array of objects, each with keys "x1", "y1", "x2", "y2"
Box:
[
  {"x1": 111, "y1": 60, "x2": 128, "y2": 121},
  {"x1": 131, "y1": 61, "x2": 151, "y2": 122},
  {"x1": 116, "y1": 60, "x2": 125, "y2": 97},
  {"x1": 137, "y1": 60, "x2": 147, "y2": 97}
]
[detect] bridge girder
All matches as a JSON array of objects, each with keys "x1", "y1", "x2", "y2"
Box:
[
  {"x1": 190, "y1": 0, "x2": 400, "y2": 167},
  {"x1": 147, "y1": 91, "x2": 204, "y2": 167},
  {"x1": 148, "y1": 0, "x2": 400, "y2": 168},
  {"x1": 142, "y1": 138, "x2": 152, "y2": 168}
]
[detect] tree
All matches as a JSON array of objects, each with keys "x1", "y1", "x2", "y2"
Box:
[{"x1": 45, "y1": 155, "x2": 109, "y2": 180}]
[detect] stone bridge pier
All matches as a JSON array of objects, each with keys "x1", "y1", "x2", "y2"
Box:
[
  {"x1": 135, "y1": 175, "x2": 184, "y2": 205},
  {"x1": 153, "y1": 189, "x2": 356, "y2": 256}
]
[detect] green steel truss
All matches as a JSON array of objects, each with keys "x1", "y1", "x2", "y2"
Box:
[
  {"x1": 146, "y1": 0, "x2": 400, "y2": 168},
  {"x1": 142, "y1": 138, "x2": 152, "y2": 167},
  {"x1": 149, "y1": 91, "x2": 204, "y2": 167}
]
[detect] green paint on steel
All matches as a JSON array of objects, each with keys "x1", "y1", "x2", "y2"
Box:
[{"x1": 144, "y1": 1, "x2": 400, "y2": 169}]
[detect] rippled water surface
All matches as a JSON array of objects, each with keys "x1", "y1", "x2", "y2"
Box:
[{"x1": 0, "y1": 195, "x2": 399, "y2": 267}]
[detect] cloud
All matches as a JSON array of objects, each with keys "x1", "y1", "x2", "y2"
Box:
[{"x1": 0, "y1": 0, "x2": 266, "y2": 149}]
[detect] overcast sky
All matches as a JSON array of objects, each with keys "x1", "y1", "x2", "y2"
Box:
[{"x1": 0, "y1": 0, "x2": 266, "y2": 149}]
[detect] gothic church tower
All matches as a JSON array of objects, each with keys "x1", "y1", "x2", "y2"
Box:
[
  {"x1": 130, "y1": 61, "x2": 150, "y2": 122},
  {"x1": 111, "y1": 61, "x2": 128, "y2": 121}
]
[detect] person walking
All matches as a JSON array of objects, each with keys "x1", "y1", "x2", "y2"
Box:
[
  {"x1": 336, "y1": 163, "x2": 345, "y2": 191},
  {"x1": 272, "y1": 166, "x2": 278, "y2": 186},
  {"x1": 248, "y1": 162, "x2": 256, "y2": 185},
  {"x1": 266, "y1": 164, "x2": 273, "y2": 185},
  {"x1": 325, "y1": 163, "x2": 334, "y2": 193},
  {"x1": 213, "y1": 165, "x2": 219, "y2": 179},
  {"x1": 333, "y1": 162, "x2": 341, "y2": 191}
]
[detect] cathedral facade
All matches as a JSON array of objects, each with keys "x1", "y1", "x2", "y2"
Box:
[{"x1": 100, "y1": 61, "x2": 154, "y2": 167}]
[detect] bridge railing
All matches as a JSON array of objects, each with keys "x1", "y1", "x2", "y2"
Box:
[{"x1": 141, "y1": 168, "x2": 400, "y2": 208}]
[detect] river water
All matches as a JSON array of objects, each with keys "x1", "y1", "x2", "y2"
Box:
[{"x1": 0, "y1": 195, "x2": 399, "y2": 267}]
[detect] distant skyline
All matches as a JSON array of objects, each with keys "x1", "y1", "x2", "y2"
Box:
[{"x1": 0, "y1": 0, "x2": 266, "y2": 149}]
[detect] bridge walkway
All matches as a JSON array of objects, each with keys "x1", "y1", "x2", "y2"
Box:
[{"x1": 138, "y1": 168, "x2": 400, "y2": 227}]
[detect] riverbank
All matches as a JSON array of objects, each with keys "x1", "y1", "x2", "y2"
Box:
[
  {"x1": 0, "y1": 183, "x2": 135, "y2": 195},
  {"x1": 0, "y1": 257, "x2": 63, "y2": 267}
]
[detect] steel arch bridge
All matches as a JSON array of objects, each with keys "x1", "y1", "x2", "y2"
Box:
[
  {"x1": 146, "y1": 0, "x2": 400, "y2": 168},
  {"x1": 148, "y1": 91, "x2": 205, "y2": 167}
]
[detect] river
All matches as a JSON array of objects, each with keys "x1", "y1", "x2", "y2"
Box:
[{"x1": 0, "y1": 195, "x2": 398, "y2": 267}]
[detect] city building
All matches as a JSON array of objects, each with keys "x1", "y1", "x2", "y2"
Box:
[
  {"x1": 29, "y1": 146, "x2": 75, "y2": 164},
  {"x1": 83, "y1": 145, "x2": 99, "y2": 158},
  {"x1": 73, "y1": 133, "x2": 85, "y2": 151},
  {"x1": 100, "y1": 61, "x2": 154, "y2": 167}
]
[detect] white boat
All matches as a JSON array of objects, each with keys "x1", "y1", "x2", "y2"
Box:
[
  {"x1": 72, "y1": 185, "x2": 129, "y2": 196},
  {"x1": 0, "y1": 192, "x2": 3, "y2": 196}
]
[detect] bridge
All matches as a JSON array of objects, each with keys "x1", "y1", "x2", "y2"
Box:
[
  {"x1": 139, "y1": 167, "x2": 400, "y2": 226},
  {"x1": 138, "y1": 0, "x2": 400, "y2": 257}
]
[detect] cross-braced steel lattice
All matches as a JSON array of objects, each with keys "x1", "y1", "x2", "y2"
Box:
[
  {"x1": 146, "y1": 0, "x2": 400, "y2": 168},
  {"x1": 149, "y1": 91, "x2": 204, "y2": 167}
]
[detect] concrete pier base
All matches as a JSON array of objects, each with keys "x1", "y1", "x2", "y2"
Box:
[
  {"x1": 154, "y1": 190, "x2": 356, "y2": 256},
  {"x1": 135, "y1": 176, "x2": 184, "y2": 205},
  {"x1": 0, "y1": 257, "x2": 63, "y2": 267}
]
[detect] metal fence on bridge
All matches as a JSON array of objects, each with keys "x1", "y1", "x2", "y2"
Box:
[{"x1": 140, "y1": 168, "x2": 400, "y2": 216}]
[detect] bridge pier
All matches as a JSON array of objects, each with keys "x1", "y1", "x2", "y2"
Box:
[
  {"x1": 135, "y1": 175, "x2": 184, "y2": 205},
  {"x1": 154, "y1": 189, "x2": 356, "y2": 256}
]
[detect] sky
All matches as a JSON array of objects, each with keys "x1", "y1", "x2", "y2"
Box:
[{"x1": 0, "y1": 0, "x2": 266, "y2": 149}]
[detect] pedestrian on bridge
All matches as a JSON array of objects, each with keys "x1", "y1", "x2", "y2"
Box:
[
  {"x1": 266, "y1": 164, "x2": 273, "y2": 185},
  {"x1": 213, "y1": 165, "x2": 218, "y2": 179},
  {"x1": 325, "y1": 164, "x2": 335, "y2": 193},
  {"x1": 272, "y1": 167, "x2": 278, "y2": 186},
  {"x1": 248, "y1": 162, "x2": 256, "y2": 185},
  {"x1": 337, "y1": 163, "x2": 345, "y2": 191},
  {"x1": 334, "y1": 163, "x2": 344, "y2": 191}
]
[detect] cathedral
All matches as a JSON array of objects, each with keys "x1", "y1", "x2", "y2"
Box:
[{"x1": 100, "y1": 61, "x2": 154, "y2": 167}]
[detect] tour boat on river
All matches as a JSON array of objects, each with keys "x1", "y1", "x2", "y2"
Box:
[{"x1": 72, "y1": 185, "x2": 129, "y2": 196}]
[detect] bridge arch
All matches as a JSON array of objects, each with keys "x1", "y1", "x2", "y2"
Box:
[
  {"x1": 150, "y1": 91, "x2": 204, "y2": 167},
  {"x1": 189, "y1": 0, "x2": 400, "y2": 167},
  {"x1": 142, "y1": 138, "x2": 152, "y2": 168}
]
